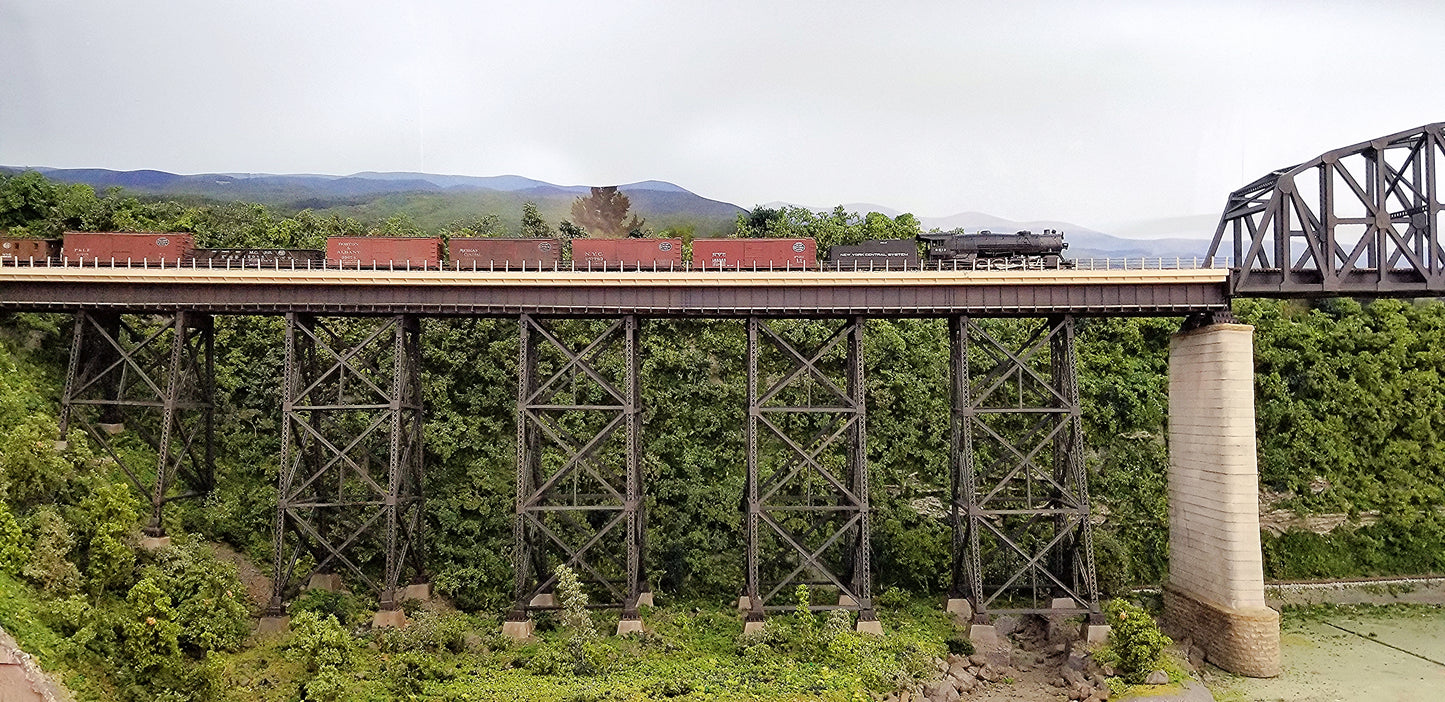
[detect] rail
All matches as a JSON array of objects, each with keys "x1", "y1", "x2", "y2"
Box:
[{"x1": 0, "y1": 255, "x2": 1236, "y2": 273}]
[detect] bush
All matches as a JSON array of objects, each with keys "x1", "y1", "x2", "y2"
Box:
[
  {"x1": 945, "y1": 630, "x2": 975, "y2": 657},
  {"x1": 146, "y1": 541, "x2": 251, "y2": 654},
  {"x1": 375, "y1": 610, "x2": 472, "y2": 654},
  {"x1": 287, "y1": 610, "x2": 354, "y2": 673},
  {"x1": 289, "y1": 588, "x2": 371, "y2": 628},
  {"x1": 1097, "y1": 598, "x2": 1172, "y2": 683},
  {"x1": 23, "y1": 506, "x2": 80, "y2": 594}
]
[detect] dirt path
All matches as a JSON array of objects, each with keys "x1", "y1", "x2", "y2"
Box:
[{"x1": 209, "y1": 542, "x2": 274, "y2": 612}]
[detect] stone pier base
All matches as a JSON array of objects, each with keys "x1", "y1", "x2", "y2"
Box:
[
  {"x1": 616, "y1": 619, "x2": 644, "y2": 636},
  {"x1": 1165, "y1": 587, "x2": 1280, "y2": 677},
  {"x1": 371, "y1": 609, "x2": 407, "y2": 628},
  {"x1": 1166, "y1": 320, "x2": 1280, "y2": 678}
]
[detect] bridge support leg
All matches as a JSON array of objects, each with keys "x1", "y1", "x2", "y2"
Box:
[
  {"x1": 266, "y1": 314, "x2": 426, "y2": 627},
  {"x1": 948, "y1": 315, "x2": 1101, "y2": 641},
  {"x1": 506, "y1": 316, "x2": 645, "y2": 639},
  {"x1": 58, "y1": 310, "x2": 214, "y2": 539},
  {"x1": 1164, "y1": 313, "x2": 1279, "y2": 677},
  {"x1": 743, "y1": 317, "x2": 875, "y2": 632}
]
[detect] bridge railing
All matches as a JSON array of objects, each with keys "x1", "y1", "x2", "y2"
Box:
[{"x1": 0, "y1": 255, "x2": 1236, "y2": 273}]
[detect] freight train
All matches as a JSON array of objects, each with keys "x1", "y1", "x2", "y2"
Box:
[{"x1": 0, "y1": 229, "x2": 1070, "y2": 270}]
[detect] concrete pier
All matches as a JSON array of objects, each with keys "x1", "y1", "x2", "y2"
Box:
[{"x1": 1164, "y1": 321, "x2": 1280, "y2": 677}]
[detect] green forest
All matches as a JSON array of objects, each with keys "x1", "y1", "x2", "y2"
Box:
[{"x1": 2, "y1": 170, "x2": 1445, "y2": 700}]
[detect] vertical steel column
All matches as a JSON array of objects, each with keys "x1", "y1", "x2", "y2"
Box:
[
  {"x1": 509, "y1": 315, "x2": 645, "y2": 621},
  {"x1": 743, "y1": 317, "x2": 872, "y2": 622},
  {"x1": 269, "y1": 314, "x2": 425, "y2": 613},
  {"x1": 950, "y1": 315, "x2": 1099, "y2": 621},
  {"x1": 58, "y1": 310, "x2": 214, "y2": 536}
]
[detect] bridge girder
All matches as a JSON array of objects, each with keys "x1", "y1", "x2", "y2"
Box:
[{"x1": 1210, "y1": 122, "x2": 1445, "y2": 297}]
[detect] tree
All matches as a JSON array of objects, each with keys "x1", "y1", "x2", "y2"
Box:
[
  {"x1": 569, "y1": 186, "x2": 645, "y2": 238},
  {"x1": 520, "y1": 202, "x2": 555, "y2": 238}
]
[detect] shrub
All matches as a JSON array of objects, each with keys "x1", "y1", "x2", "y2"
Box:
[
  {"x1": 945, "y1": 630, "x2": 975, "y2": 657},
  {"x1": 23, "y1": 506, "x2": 80, "y2": 594},
  {"x1": 375, "y1": 610, "x2": 472, "y2": 654},
  {"x1": 1097, "y1": 598, "x2": 1172, "y2": 683},
  {"x1": 288, "y1": 588, "x2": 370, "y2": 627},
  {"x1": 287, "y1": 610, "x2": 354, "y2": 673},
  {"x1": 147, "y1": 542, "x2": 251, "y2": 654},
  {"x1": 877, "y1": 586, "x2": 910, "y2": 609}
]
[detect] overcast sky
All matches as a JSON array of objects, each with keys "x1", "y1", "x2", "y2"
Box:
[{"x1": 4, "y1": 0, "x2": 1445, "y2": 235}]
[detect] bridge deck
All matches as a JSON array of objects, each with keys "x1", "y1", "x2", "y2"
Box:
[{"x1": 0, "y1": 266, "x2": 1229, "y2": 317}]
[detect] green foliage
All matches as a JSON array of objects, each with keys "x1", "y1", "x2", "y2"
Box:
[
  {"x1": 734, "y1": 204, "x2": 921, "y2": 252},
  {"x1": 944, "y1": 630, "x2": 974, "y2": 657},
  {"x1": 520, "y1": 201, "x2": 556, "y2": 238},
  {"x1": 1097, "y1": 598, "x2": 1172, "y2": 684},
  {"x1": 288, "y1": 588, "x2": 372, "y2": 628},
  {"x1": 286, "y1": 610, "x2": 354, "y2": 673},
  {"x1": 375, "y1": 610, "x2": 473, "y2": 654},
  {"x1": 23, "y1": 507, "x2": 81, "y2": 595},
  {"x1": 147, "y1": 542, "x2": 251, "y2": 654},
  {"x1": 0, "y1": 502, "x2": 29, "y2": 573}
]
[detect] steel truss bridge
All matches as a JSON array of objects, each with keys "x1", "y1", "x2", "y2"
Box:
[{"x1": 4, "y1": 122, "x2": 1442, "y2": 632}]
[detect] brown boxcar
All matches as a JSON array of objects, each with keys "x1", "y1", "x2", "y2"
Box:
[
  {"x1": 0, "y1": 238, "x2": 61, "y2": 261},
  {"x1": 449, "y1": 238, "x2": 562, "y2": 269},
  {"x1": 695, "y1": 238, "x2": 816, "y2": 269},
  {"x1": 570, "y1": 238, "x2": 684, "y2": 269},
  {"x1": 191, "y1": 248, "x2": 325, "y2": 266},
  {"x1": 62, "y1": 232, "x2": 196, "y2": 263},
  {"x1": 327, "y1": 237, "x2": 442, "y2": 267}
]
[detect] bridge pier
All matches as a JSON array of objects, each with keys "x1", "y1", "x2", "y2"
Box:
[
  {"x1": 266, "y1": 313, "x2": 426, "y2": 626},
  {"x1": 58, "y1": 310, "x2": 214, "y2": 537},
  {"x1": 506, "y1": 315, "x2": 647, "y2": 639},
  {"x1": 743, "y1": 317, "x2": 876, "y2": 633},
  {"x1": 1164, "y1": 313, "x2": 1279, "y2": 677},
  {"x1": 948, "y1": 315, "x2": 1102, "y2": 639}
]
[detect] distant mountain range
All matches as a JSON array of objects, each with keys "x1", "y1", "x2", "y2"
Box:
[{"x1": 2, "y1": 166, "x2": 1215, "y2": 257}]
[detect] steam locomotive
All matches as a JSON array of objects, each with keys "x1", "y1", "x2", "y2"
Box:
[{"x1": 917, "y1": 228, "x2": 1068, "y2": 269}]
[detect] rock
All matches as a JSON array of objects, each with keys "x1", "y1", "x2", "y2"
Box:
[
  {"x1": 948, "y1": 660, "x2": 970, "y2": 678},
  {"x1": 994, "y1": 614, "x2": 1021, "y2": 638},
  {"x1": 955, "y1": 673, "x2": 975, "y2": 692},
  {"x1": 1065, "y1": 651, "x2": 1089, "y2": 670},
  {"x1": 1145, "y1": 669, "x2": 1169, "y2": 685},
  {"x1": 968, "y1": 653, "x2": 989, "y2": 667},
  {"x1": 1062, "y1": 667, "x2": 1087, "y2": 688},
  {"x1": 977, "y1": 665, "x2": 1004, "y2": 683}
]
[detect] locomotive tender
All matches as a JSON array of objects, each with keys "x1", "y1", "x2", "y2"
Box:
[{"x1": 1, "y1": 228, "x2": 1072, "y2": 270}]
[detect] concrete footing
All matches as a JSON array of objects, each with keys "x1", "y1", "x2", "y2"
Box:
[
  {"x1": 1080, "y1": 623, "x2": 1111, "y2": 645},
  {"x1": 945, "y1": 598, "x2": 973, "y2": 623},
  {"x1": 636, "y1": 592, "x2": 654, "y2": 607},
  {"x1": 838, "y1": 594, "x2": 857, "y2": 607},
  {"x1": 616, "y1": 619, "x2": 644, "y2": 636},
  {"x1": 1050, "y1": 597, "x2": 1078, "y2": 610},
  {"x1": 855, "y1": 619, "x2": 883, "y2": 635},
  {"x1": 743, "y1": 620, "x2": 765, "y2": 635},
  {"x1": 968, "y1": 624, "x2": 997, "y2": 645},
  {"x1": 306, "y1": 573, "x2": 344, "y2": 592},
  {"x1": 529, "y1": 593, "x2": 556, "y2": 607},
  {"x1": 372, "y1": 609, "x2": 407, "y2": 628},
  {"x1": 402, "y1": 582, "x2": 433, "y2": 602},
  {"x1": 98, "y1": 422, "x2": 125, "y2": 435},
  {"x1": 256, "y1": 615, "x2": 290, "y2": 635},
  {"x1": 501, "y1": 619, "x2": 534, "y2": 641},
  {"x1": 138, "y1": 535, "x2": 172, "y2": 551},
  {"x1": 736, "y1": 595, "x2": 751, "y2": 611}
]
